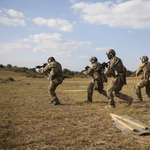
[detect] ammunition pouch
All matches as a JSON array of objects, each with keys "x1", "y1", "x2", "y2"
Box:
[
  {"x1": 114, "y1": 68, "x2": 119, "y2": 76},
  {"x1": 94, "y1": 80, "x2": 99, "y2": 90},
  {"x1": 143, "y1": 72, "x2": 150, "y2": 80}
]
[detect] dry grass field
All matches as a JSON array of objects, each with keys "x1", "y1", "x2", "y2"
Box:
[{"x1": 0, "y1": 69, "x2": 150, "y2": 150}]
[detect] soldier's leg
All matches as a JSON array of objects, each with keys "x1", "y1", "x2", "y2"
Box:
[
  {"x1": 106, "y1": 79, "x2": 117, "y2": 108},
  {"x1": 85, "y1": 82, "x2": 94, "y2": 102},
  {"x1": 114, "y1": 86, "x2": 133, "y2": 106},
  {"x1": 146, "y1": 81, "x2": 150, "y2": 98},
  {"x1": 135, "y1": 79, "x2": 149, "y2": 102},
  {"x1": 48, "y1": 81, "x2": 60, "y2": 105},
  {"x1": 97, "y1": 82, "x2": 107, "y2": 97}
]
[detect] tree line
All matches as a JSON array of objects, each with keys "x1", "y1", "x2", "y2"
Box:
[{"x1": 0, "y1": 64, "x2": 135, "y2": 78}]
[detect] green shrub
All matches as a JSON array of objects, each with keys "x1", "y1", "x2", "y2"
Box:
[
  {"x1": 8, "y1": 77, "x2": 14, "y2": 81},
  {"x1": 6, "y1": 64, "x2": 12, "y2": 68},
  {"x1": 0, "y1": 64, "x2": 5, "y2": 68}
]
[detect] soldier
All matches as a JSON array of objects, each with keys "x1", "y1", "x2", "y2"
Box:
[
  {"x1": 83, "y1": 56, "x2": 107, "y2": 103},
  {"x1": 134, "y1": 56, "x2": 150, "y2": 102},
  {"x1": 104, "y1": 49, "x2": 133, "y2": 108},
  {"x1": 38, "y1": 57, "x2": 63, "y2": 105}
]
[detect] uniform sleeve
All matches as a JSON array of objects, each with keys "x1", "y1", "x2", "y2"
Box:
[
  {"x1": 136, "y1": 64, "x2": 145, "y2": 76},
  {"x1": 41, "y1": 64, "x2": 51, "y2": 73},
  {"x1": 104, "y1": 59, "x2": 114, "y2": 74},
  {"x1": 104, "y1": 57, "x2": 120, "y2": 75},
  {"x1": 84, "y1": 64, "x2": 96, "y2": 75}
]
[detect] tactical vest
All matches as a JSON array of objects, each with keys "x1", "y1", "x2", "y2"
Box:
[
  {"x1": 49, "y1": 61, "x2": 63, "y2": 76},
  {"x1": 143, "y1": 62, "x2": 150, "y2": 73},
  {"x1": 92, "y1": 62, "x2": 102, "y2": 79},
  {"x1": 114, "y1": 57, "x2": 125, "y2": 73},
  {"x1": 111, "y1": 56, "x2": 126, "y2": 84}
]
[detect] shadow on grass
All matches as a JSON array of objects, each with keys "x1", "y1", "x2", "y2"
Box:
[{"x1": 59, "y1": 103, "x2": 76, "y2": 106}]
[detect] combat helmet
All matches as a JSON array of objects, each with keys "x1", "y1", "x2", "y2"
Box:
[
  {"x1": 140, "y1": 56, "x2": 149, "y2": 63},
  {"x1": 89, "y1": 56, "x2": 98, "y2": 64},
  {"x1": 106, "y1": 49, "x2": 116, "y2": 60},
  {"x1": 47, "y1": 57, "x2": 55, "y2": 63}
]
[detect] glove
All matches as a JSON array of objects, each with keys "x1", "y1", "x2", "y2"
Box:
[
  {"x1": 38, "y1": 69, "x2": 42, "y2": 73},
  {"x1": 104, "y1": 69, "x2": 107, "y2": 74},
  {"x1": 82, "y1": 71, "x2": 87, "y2": 75}
]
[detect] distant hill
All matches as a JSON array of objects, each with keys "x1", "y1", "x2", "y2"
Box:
[{"x1": 0, "y1": 67, "x2": 45, "y2": 82}]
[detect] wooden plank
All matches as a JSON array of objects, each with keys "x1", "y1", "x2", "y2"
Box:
[
  {"x1": 112, "y1": 116, "x2": 136, "y2": 132},
  {"x1": 110, "y1": 113, "x2": 149, "y2": 130}
]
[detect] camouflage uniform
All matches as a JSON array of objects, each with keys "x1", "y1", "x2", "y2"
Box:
[
  {"x1": 84, "y1": 59, "x2": 107, "y2": 102},
  {"x1": 104, "y1": 52, "x2": 133, "y2": 108},
  {"x1": 135, "y1": 59, "x2": 150, "y2": 102},
  {"x1": 41, "y1": 58, "x2": 63, "y2": 105}
]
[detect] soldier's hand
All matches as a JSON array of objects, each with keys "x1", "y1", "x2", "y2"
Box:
[
  {"x1": 38, "y1": 69, "x2": 42, "y2": 74},
  {"x1": 82, "y1": 71, "x2": 86, "y2": 75},
  {"x1": 104, "y1": 69, "x2": 107, "y2": 74}
]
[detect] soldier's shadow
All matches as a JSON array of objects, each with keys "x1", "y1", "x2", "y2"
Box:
[
  {"x1": 60, "y1": 103, "x2": 76, "y2": 106},
  {"x1": 94, "y1": 101, "x2": 108, "y2": 103}
]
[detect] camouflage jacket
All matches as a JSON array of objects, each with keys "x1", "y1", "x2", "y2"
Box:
[
  {"x1": 136, "y1": 62, "x2": 150, "y2": 77},
  {"x1": 41, "y1": 61, "x2": 63, "y2": 80},
  {"x1": 104, "y1": 56, "x2": 126, "y2": 76},
  {"x1": 84, "y1": 62, "x2": 105, "y2": 80}
]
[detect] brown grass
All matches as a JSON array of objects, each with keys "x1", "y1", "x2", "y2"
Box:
[{"x1": 0, "y1": 70, "x2": 150, "y2": 150}]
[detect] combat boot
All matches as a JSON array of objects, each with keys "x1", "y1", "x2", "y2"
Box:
[
  {"x1": 127, "y1": 98, "x2": 133, "y2": 106},
  {"x1": 105, "y1": 100, "x2": 115, "y2": 108},
  {"x1": 51, "y1": 101, "x2": 60, "y2": 105},
  {"x1": 133, "y1": 97, "x2": 143, "y2": 103},
  {"x1": 139, "y1": 97, "x2": 143, "y2": 102},
  {"x1": 49, "y1": 100, "x2": 54, "y2": 104},
  {"x1": 105, "y1": 104, "x2": 115, "y2": 109},
  {"x1": 51, "y1": 97, "x2": 61, "y2": 105}
]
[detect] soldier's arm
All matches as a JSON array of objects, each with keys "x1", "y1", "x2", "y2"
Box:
[
  {"x1": 104, "y1": 59, "x2": 114, "y2": 75},
  {"x1": 136, "y1": 64, "x2": 144, "y2": 76},
  {"x1": 84, "y1": 64, "x2": 95, "y2": 75},
  {"x1": 104, "y1": 66, "x2": 111, "y2": 74},
  {"x1": 40, "y1": 64, "x2": 51, "y2": 73}
]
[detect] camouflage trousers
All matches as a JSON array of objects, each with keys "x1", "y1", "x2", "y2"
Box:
[
  {"x1": 87, "y1": 80, "x2": 107, "y2": 102},
  {"x1": 48, "y1": 77, "x2": 62, "y2": 103},
  {"x1": 107, "y1": 76, "x2": 133, "y2": 107},
  {"x1": 135, "y1": 79, "x2": 150, "y2": 101}
]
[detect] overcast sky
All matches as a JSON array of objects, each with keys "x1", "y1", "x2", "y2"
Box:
[{"x1": 0, "y1": 0, "x2": 150, "y2": 71}]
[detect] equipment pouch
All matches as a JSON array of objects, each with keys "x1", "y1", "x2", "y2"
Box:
[
  {"x1": 146, "y1": 73, "x2": 149, "y2": 80},
  {"x1": 114, "y1": 68, "x2": 119, "y2": 76},
  {"x1": 94, "y1": 80, "x2": 99, "y2": 90}
]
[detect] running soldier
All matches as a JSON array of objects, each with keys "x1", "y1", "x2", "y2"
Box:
[
  {"x1": 38, "y1": 57, "x2": 63, "y2": 105},
  {"x1": 104, "y1": 49, "x2": 133, "y2": 108},
  {"x1": 83, "y1": 57, "x2": 107, "y2": 103},
  {"x1": 134, "y1": 56, "x2": 150, "y2": 102}
]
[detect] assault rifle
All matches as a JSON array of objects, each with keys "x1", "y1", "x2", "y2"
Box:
[
  {"x1": 35, "y1": 63, "x2": 50, "y2": 80},
  {"x1": 79, "y1": 61, "x2": 110, "y2": 77},
  {"x1": 92, "y1": 61, "x2": 110, "y2": 75},
  {"x1": 35, "y1": 63, "x2": 47, "y2": 69},
  {"x1": 101, "y1": 61, "x2": 110, "y2": 69}
]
